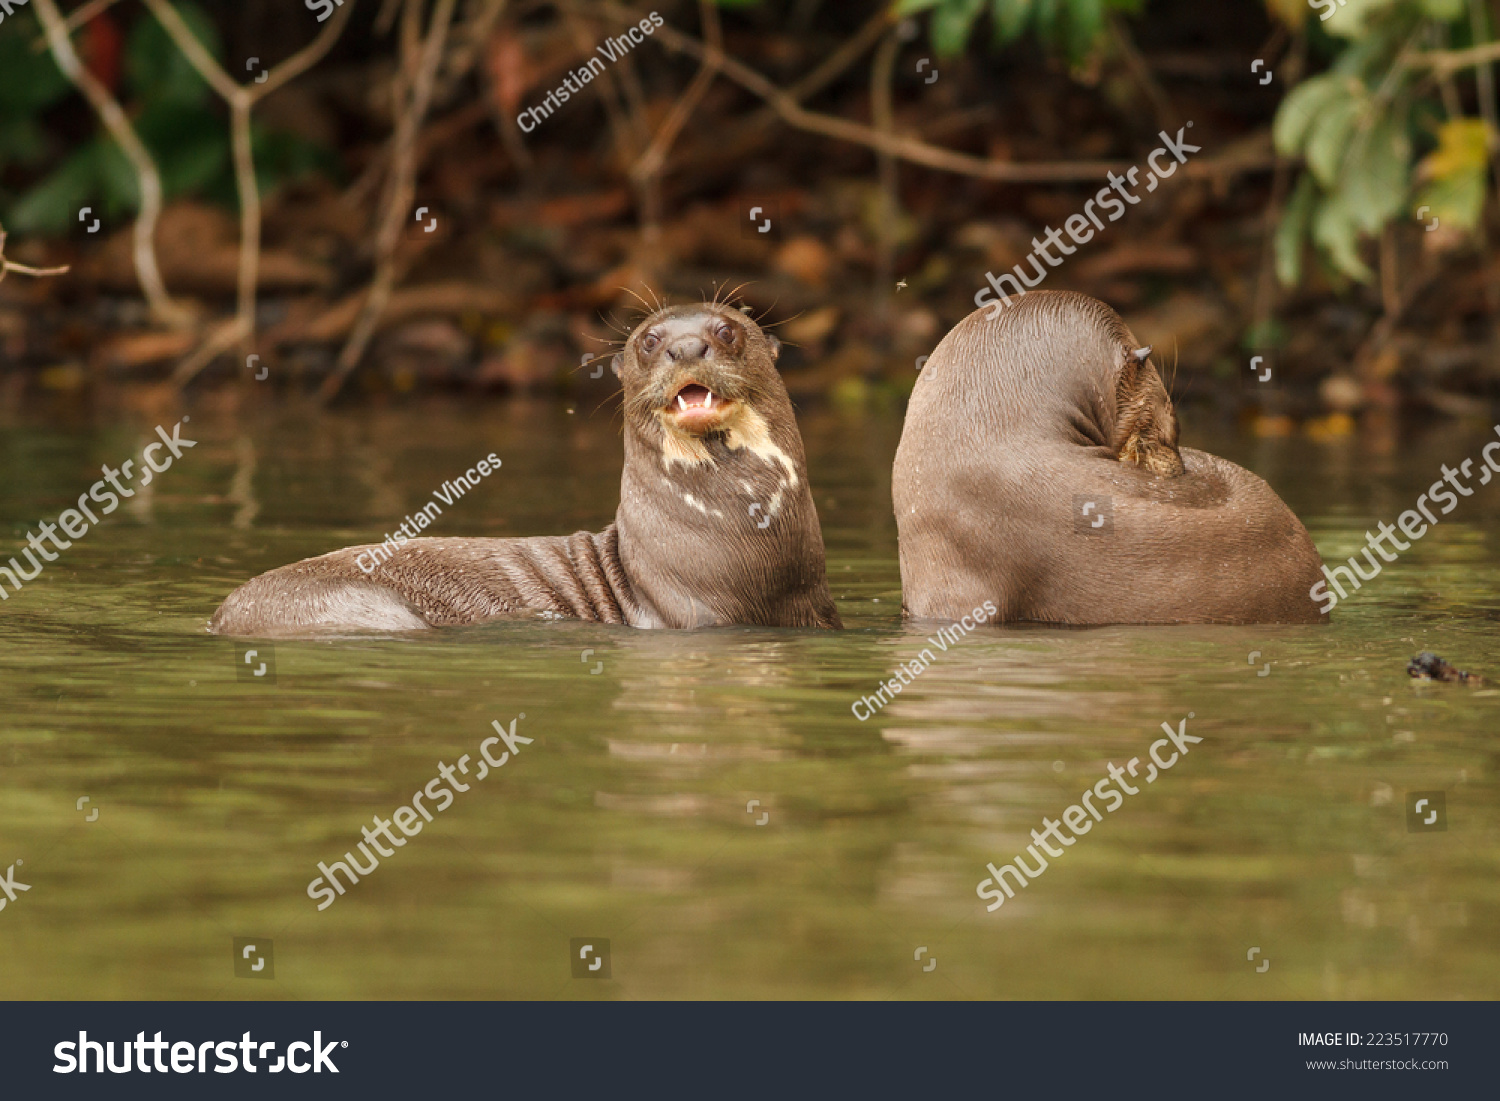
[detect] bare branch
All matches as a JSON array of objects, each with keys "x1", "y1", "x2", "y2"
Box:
[
  {"x1": 138, "y1": 0, "x2": 241, "y2": 100},
  {"x1": 138, "y1": 0, "x2": 358, "y2": 384},
  {"x1": 630, "y1": 1, "x2": 722, "y2": 185},
  {"x1": 1416, "y1": 38, "x2": 1500, "y2": 77},
  {"x1": 170, "y1": 315, "x2": 252, "y2": 387},
  {"x1": 320, "y1": 0, "x2": 461, "y2": 404},
  {"x1": 0, "y1": 224, "x2": 70, "y2": 286},
  {"x1": 33, "y1": 0, "x2": 194, "y2": 329},
  {"x1": 871, "y1": 25, "x2": 899, "y2": 296},
  {"x1": 585, "y1": 0, "x2": 1271, "y2": 184},
  {"x1": 30, "y1": 0, "x2": 123, "y2": 52},
  {"x1": 585, "y1": 0, "x2": 1124, "y2": 182},
  {"x1": 251, "y1": 0, "x2": 359, "y2": 103}
]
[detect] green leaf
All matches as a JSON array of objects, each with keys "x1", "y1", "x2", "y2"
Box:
[
  {"x1": 135, "y1": 101, "x2": 230, "y2": 199},
  {"x1": 1273, "y1": 75, "x2": 1345, "y2": 157},
  {"x1": 1311, "y1": 190, "x2": 1374, "y2": 282},
  {"x1": 1276, "y1": 173, "x2": 1317, "y2": 288},
  {"x1": 1418, "y1": 117, "x2": 1490, "y2": 181},
  {"x1": 1410, "y1": 117, "x2": 1490, "y2": 232},
  {"x1": 97, "y1": 140, "x2": 141, "y2": 216},
  {"x1": 5, "y1": 142, "x2": 106, "y2": 235},
  {"x1": 932, "y1": 0, "x2": 987, "y2": 55},
  {"x1": 1340, "y1": 110, "x2": 1411, "y2": 235},
  {"x1": 1322, "y1": 0, "x2": 1403, "y2": 39},
  {"x1": 0, "y1": 13, "x2": 69, "y2": 110},
  {"x1": 1032, "y1": 0, "x2": 1061, "y2": 44},
  {"x1": 252, "y1": 127, "x2": 340, "y2": 194},
  {"x1": 1304, "y1": 90, "x2": 1364, "y2": 186},
  {"x1": 1063, "y1": 0, "x2": 1106, "y2": 59},
  {"x1": 0, "y1": 118, "x2": 49, "y2": 169},
  {"x1": 1413, "y1": 167, "x2": 1487, "y2": 231},
  {"x1": 1417, "y1": 0, "x2": 1463, "y2": 20},
  {"x1": 990, "y1": 0, "x2": 1034, "y2": 41},
  {"x1": 127, "y1": 1, "x2": 220, "y2": 108}
]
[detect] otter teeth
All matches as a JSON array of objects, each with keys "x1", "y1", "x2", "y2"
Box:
[{"x1": 677, "y1": 389, "x2": 715, "y2": 411}]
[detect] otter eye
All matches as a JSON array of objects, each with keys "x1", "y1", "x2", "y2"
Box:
[
  {"x1": 715, "y1": 324, "x2": 735, "y2": 343},
  {"x1": 640, "y1": 332, "x2": 660, "y2": 353}
]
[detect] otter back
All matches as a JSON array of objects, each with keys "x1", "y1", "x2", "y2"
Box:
[{"x1": 893, "y1": 291, "x2": 1327, "y2": 626}]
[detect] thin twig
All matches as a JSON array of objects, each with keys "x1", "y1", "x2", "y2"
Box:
[
  {"x1": 321, "y1": 0, "x2": 461, "y2": 404},
  {"x1": 1379, "y1": 222, "x2": 1401, "y2": 320},
  {"x1": 1467, "y1": 0, "x2": 1500, "y2": 318},
  {"x1": 586, "y1": 0, "x2": 1260, "y2": 183},
  {"x1": 437, "y1": 0, "x2": 511, "y2": 100},
  {"x1": 169, "y1": 315, "x2": 251, "y2": 387},
  {"x1": 33, "y1": 0, "x2": 193, "y2": 329},
  {"x1": 785, "y1": 6, "x2": 896, "y2": 105},
  {"x1": 0, "y1": 224, "x2": 70, "y2": 286},
  {"x1": 562, "y1": 7, "x2": 639, "y2": 173},
  {"x1": 871, "y1": 27, "x2": 899, "y2": 300},
  {"x1": 660, "y1": 5, "x2": 895, "y2": 182},
  {"x1": 629, "y1": 0, "x2": 722, "y2": 222},
  {"x1": 1415, "y1": 38, "x2": 1500, "y2": 76},
  {"x1": 138, "y1": 0, "x2": 358, "y2": 383},
  {"x1": 29, "y1": 0, "x2": 123, "y2": 52},
  {"x1": 1108, "y1": 14, "x2": 1175, "y2": 132},
  {"x1": 612, "y1": 40, "x2": 652, "y2": 151},
  {"x1": 1249, "y1": 30, "x2": 1306, "y2": 341},
  {"x1": 375, "y1": 0, "x2": 403, "y2": 37},
  {"x1": 249, "y1": 0, "x2": 359, "y2": 104}
]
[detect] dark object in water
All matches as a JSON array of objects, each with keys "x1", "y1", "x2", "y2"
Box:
[{"x1": 1407, "y1": 652, "x2": 1483, "y2": 684}]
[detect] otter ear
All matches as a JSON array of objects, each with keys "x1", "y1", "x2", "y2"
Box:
[
  {"x1": 610, "y1": 353, "x2": 623, "y2": 378},
  {"x1": 1115, "y1": 346, "x2": 1184, "y2": 477},
  {"x1": 766, "y1": 333, "x2": 781, "y2": 362}
]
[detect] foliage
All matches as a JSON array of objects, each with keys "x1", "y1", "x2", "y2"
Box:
[
  {"x1": 895, "y1": 0, "x2": 1144, "y2": 64},
  {"x1": 1272, "y1": 0, "x2": 1493, "y2": 288},
  {"x1": 0, "y1": 6, "x2": 332, "y2": 236},
  {"x1": 0, "y1": 12, "x2": 72, "y2": 178}
]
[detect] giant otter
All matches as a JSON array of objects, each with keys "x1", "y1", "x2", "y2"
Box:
[
  {"x1": 893, "y1": 291, "x2": 1326, "y2": 625},
  {"x1": 210, "y1": 303, "x2": 842, "y2": 635}
]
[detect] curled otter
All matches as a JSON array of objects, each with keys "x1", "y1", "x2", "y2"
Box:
[
  {"x1": 893, "y1": 291, "x2": 1326, "y2": 625},
  {"x1": 210, "y1": 303, "x2": 841, "y2": 635}
]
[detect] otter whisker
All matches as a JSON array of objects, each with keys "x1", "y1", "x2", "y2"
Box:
[
  {"x1": 719, "y1": 280, "x2": 754, "y2": 310},
  {"x1": 619, "y1": 285, "x2": 658, "y2": 317}
]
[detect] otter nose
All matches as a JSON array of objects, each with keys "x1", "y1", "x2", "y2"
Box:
[{"x1": 666, "y1": 335, "x2": 708, "y2": 361}]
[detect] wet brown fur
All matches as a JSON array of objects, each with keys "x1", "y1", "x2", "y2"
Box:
[
  {"x1": 892, "y1": 290, "x2": 1327, "y2": 625},
  {"x1": 210, "y1": 303, "x2": 841, "y2": 636}
]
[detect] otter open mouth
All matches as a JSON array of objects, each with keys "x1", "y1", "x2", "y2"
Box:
[{"x1": 665, "y1": 382, "x2": 733, "y2": 433}]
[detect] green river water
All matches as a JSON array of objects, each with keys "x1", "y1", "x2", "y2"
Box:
[{"x1": 1, "y1": 397, "x2": 1496, "y2": 1000}]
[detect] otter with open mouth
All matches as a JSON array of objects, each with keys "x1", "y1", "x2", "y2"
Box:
[
  {"x1": 209, "y1": 303, "x2": 842, "y2": 635},
  {"x1": 893, "y1": 290, "x2": 1327, "y2": 625}
]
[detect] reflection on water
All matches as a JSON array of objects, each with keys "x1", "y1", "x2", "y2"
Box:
[{"x1": 1, "y1": 396, "x2": 1497, "y2": 1000}]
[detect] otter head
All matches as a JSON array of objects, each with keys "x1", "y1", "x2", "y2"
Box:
[
  {"x1": 614, "y1": 303, "x2": 783, "y2": 459},
  {"x1": 1113, "y1": 344, "x2": 1184, "y2": 477},
  {"x1": 607, "y1": 302, "x2": 839, "y2": 630}
]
